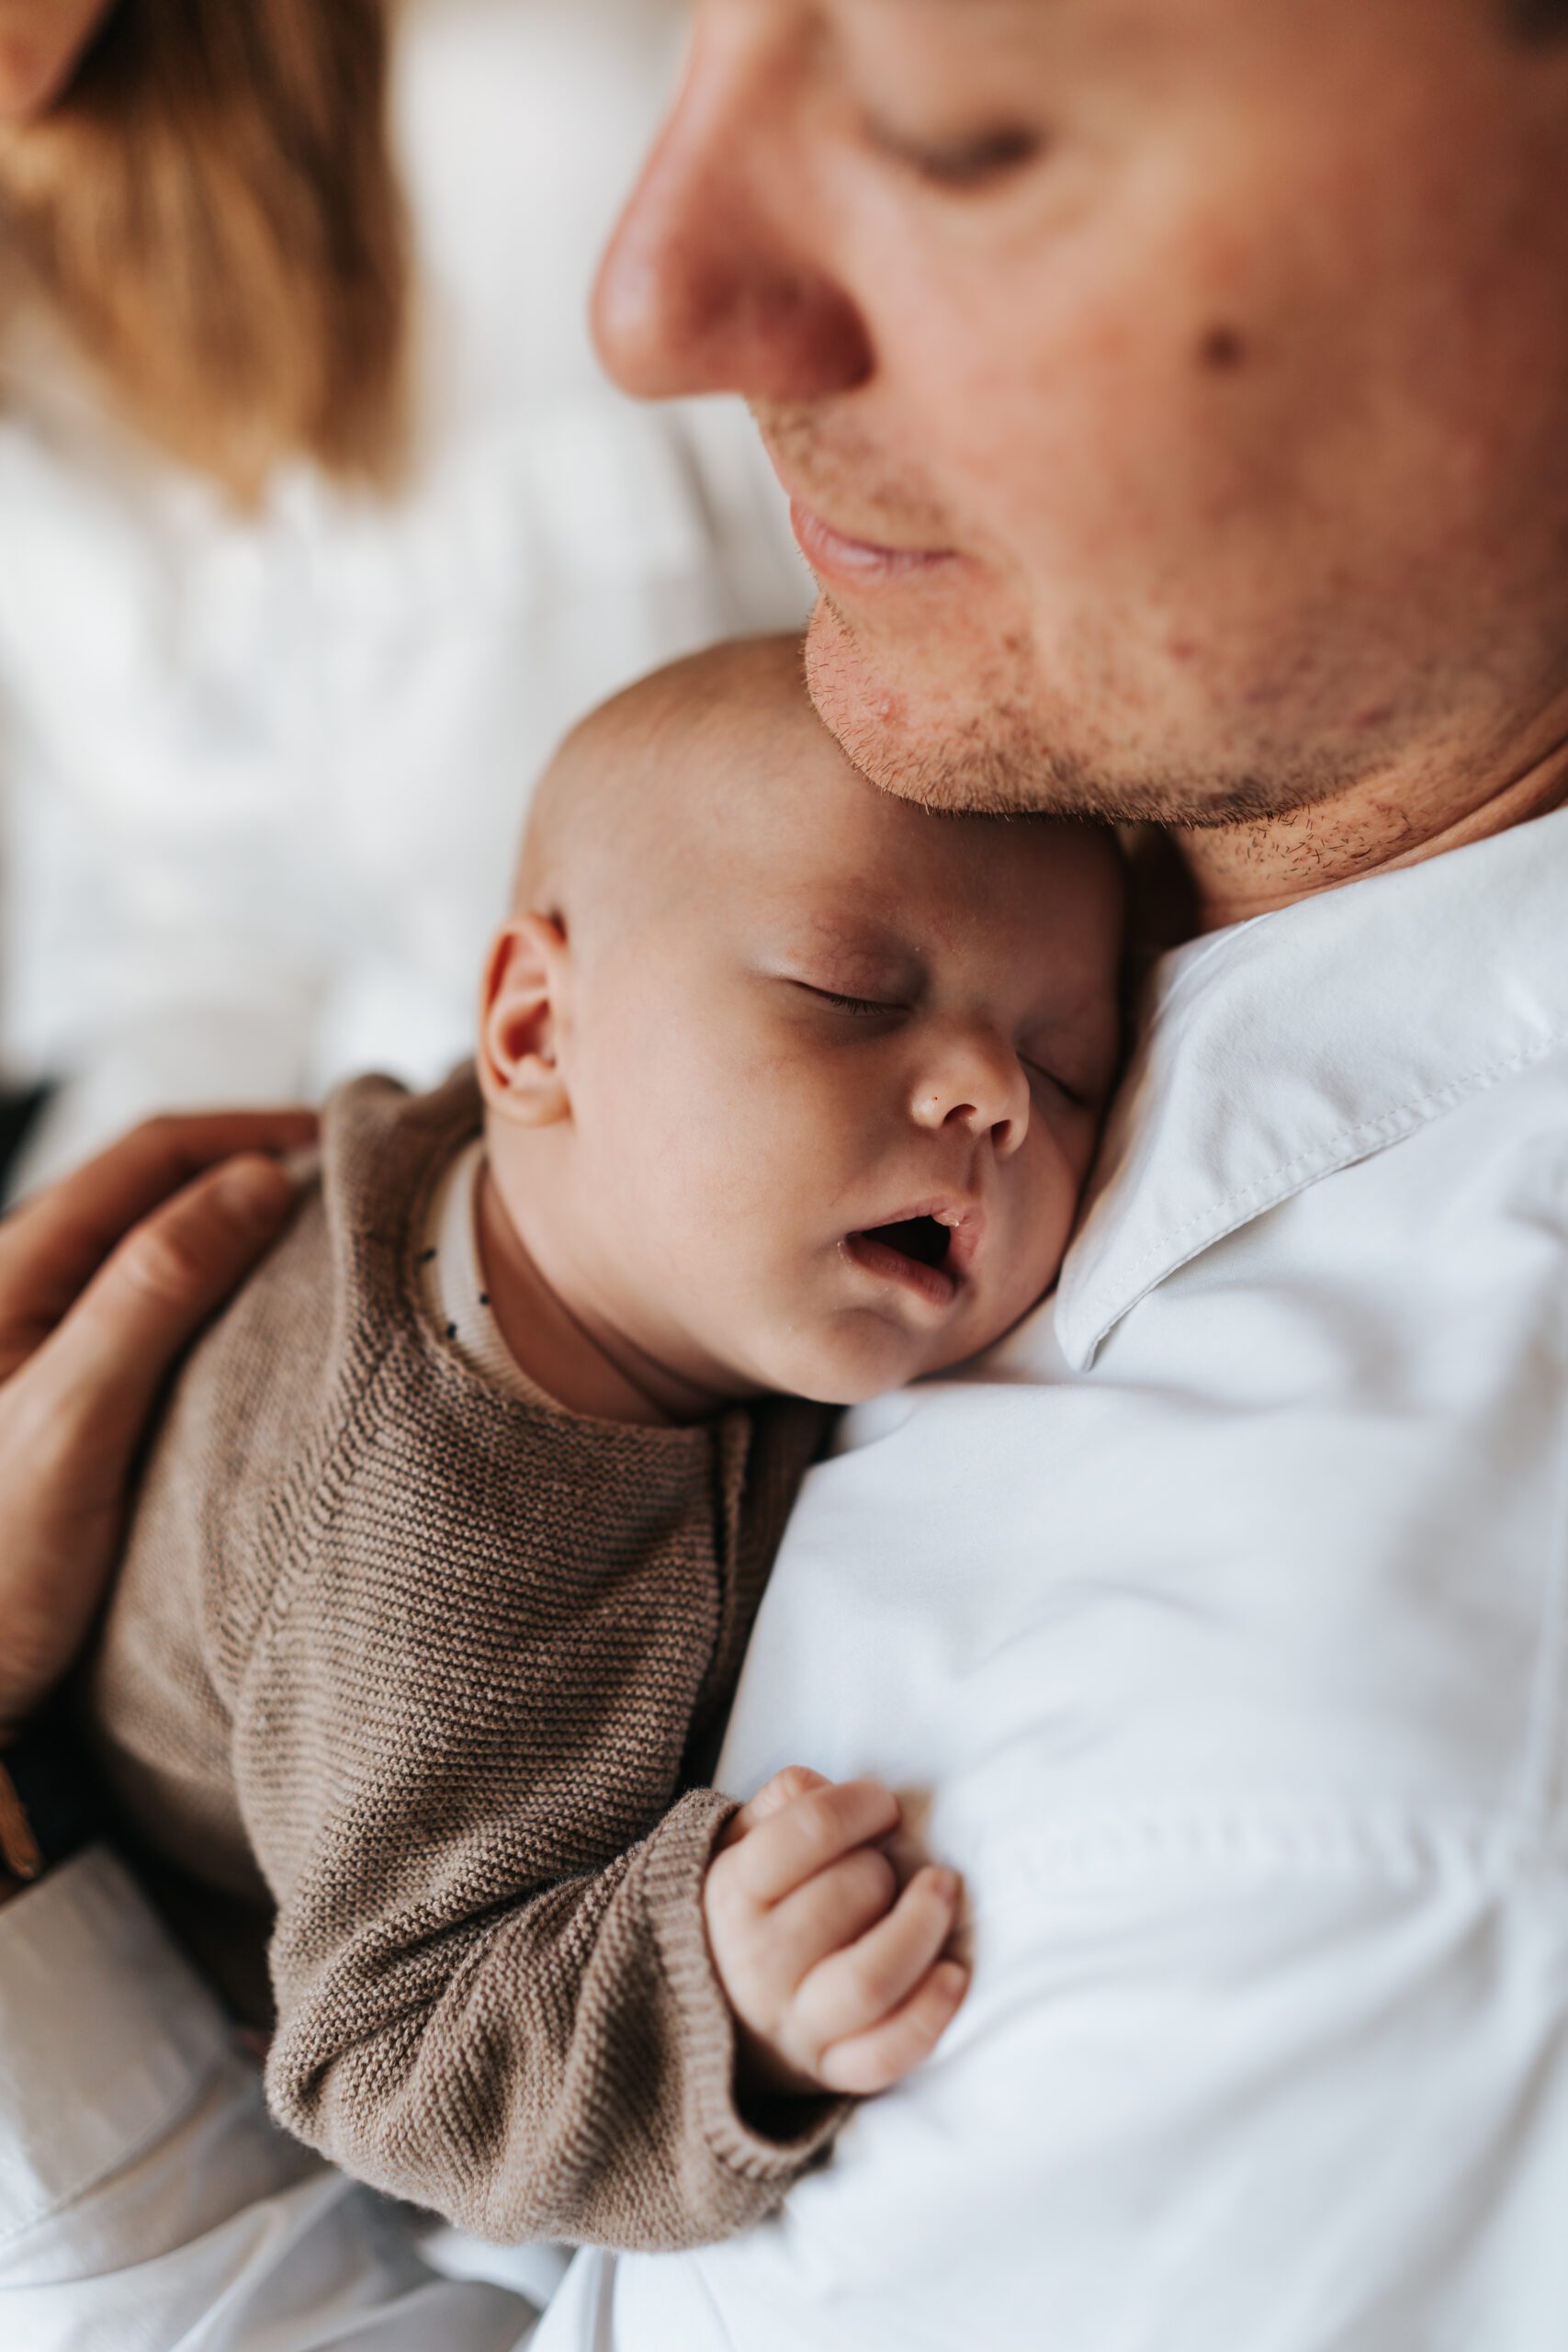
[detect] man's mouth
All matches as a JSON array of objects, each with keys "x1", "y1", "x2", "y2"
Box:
[
  {"x1": 843, "y1": 1207, "x2": 976, "y2": 1309},
  {"x1": 788, "y1": 499, "x2": 960, "y2": 591}
]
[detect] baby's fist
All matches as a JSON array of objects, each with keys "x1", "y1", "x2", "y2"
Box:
[{"x1": 704, "y1": 1766, "x2": 967, "y2": 2099}]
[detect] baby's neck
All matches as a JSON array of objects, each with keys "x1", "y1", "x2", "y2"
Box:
[{"x1": 474, "y1": 1159, "x2": 735, "y2": 1430}]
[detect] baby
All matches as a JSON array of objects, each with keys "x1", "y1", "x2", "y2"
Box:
[{"x1": 87, "y1": 636, "x2": 1125, "y2": 2252}]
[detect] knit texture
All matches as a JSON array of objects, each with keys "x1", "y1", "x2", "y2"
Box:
[{"x1": 86, "y1": 1069, "x2": 840, "y2": 2249}]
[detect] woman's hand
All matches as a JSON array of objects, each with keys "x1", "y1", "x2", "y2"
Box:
[{"x1": 0, "y1": 1111, "x2": 316, "y2": 1745}]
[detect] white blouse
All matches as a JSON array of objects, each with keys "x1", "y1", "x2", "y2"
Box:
[{"x1": 0, "y1": 0, "x2": 808, "y2": 1199}]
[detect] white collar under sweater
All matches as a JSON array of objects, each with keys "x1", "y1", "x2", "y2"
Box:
[{"x1": 417, "y1": 1136, "x2": 538, "y2": 1405}]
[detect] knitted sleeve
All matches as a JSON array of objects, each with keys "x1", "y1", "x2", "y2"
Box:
[{"x1": 237, "y1": 1372, "x2": 844, "y2": 2251}]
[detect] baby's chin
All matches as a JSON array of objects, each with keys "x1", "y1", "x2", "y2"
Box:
[{"x1": 750, "y1": 1311, "x2": 998, "y2": 1411}]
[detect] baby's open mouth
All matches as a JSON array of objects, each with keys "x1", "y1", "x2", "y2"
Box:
[
  {"x1": 844, "y1": 1212, "x2": 969, "y2": 1309},
  {"x1": 863, "y1": 1216, "x2": 952, "y2": 1272}
]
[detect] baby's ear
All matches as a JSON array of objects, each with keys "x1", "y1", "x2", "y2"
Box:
[{"x1": 478, "y1": 914, "x2": 572, "y2": 1127}]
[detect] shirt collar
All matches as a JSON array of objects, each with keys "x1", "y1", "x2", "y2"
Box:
[{"x1": 1053, "y1": 802, "x2": 1568, "y2": 1372}]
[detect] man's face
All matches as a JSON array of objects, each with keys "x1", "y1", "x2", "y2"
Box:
[{"x1": 595, "y1": 0, "x2": 1568, "y2": 826}]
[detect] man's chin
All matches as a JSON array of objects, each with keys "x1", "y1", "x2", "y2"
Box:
[
  {"x1": 803, "y1": 598, "x2": 1379, "y2": 830},
  {"x1": 803, "y1": 597, "x2": 1091, "y2": 818}
]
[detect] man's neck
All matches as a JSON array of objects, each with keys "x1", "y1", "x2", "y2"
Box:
[{"x1": 1172, "y1": 726, "x2": 1568, "y2": 936}]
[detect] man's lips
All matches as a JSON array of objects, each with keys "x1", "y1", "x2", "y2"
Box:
[{"x1": 789, "y1": 499, "x2": 960, "y2": 590}]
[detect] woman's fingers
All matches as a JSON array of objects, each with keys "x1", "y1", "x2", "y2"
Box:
[
  {"x1": 0, "y1": 1148, "x2": 306, "y2": 1738},
  {"x1": 0, "y1": 1114, "x2": 314, "y2": 1741},
  {"x1": 16, "y1": 1153, "x2": 301, "y2": 1466},
  {"x1": 816, "y1": 1960, "x2": 971, "y2": 2098},
  {"x1": 0, "y1": 1108, "x2": 317, "y2": 1375}
]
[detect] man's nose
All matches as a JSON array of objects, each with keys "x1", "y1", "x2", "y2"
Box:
[
  {"x1": 909, "y1": 1031, "x2": 1032, "y2": 1160},
  {"x1": 592, "y1": 11, "x2": 874, "y2": 403}
]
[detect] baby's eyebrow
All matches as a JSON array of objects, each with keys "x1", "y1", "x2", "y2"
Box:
[{"x1": 777, "y1": 914, "x2": 924, "y2": 984}]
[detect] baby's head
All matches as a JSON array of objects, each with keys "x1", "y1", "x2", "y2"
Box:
[{"x1": 479, "y1": 637, "x2": 1124, "y2": 1411}]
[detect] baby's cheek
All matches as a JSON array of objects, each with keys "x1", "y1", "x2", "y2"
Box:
[{"x1": 998, "y1": 1159, "x2": 1079, "y2": 1311}]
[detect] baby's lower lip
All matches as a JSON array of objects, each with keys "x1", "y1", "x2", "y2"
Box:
[
  {"x1": 789, "y1": 500, "x2": 959, "y2": 589},
  {"x1": 843, "y1": 1230, "x2": 961, "y2": 1309}
]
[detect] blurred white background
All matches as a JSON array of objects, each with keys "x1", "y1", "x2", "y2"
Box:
[{"x1": 0, "y1": 0, "x2": 810, "y2": 1199}]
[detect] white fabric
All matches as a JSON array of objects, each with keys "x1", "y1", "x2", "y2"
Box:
[
  {"x1": 0, "y1": 1849, "x2": 536, "y2": 2349},
  {"x1": 5, "y1": 806, "x2": 1568, "y2": 2348},
  {"x1": 418, "y1": 1135, "x2": 538, "y2": 1402},
  {"x1": 0, "y1": 0, "x2": 810, "y2": 1201}
]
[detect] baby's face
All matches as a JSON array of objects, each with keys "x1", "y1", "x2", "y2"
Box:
[{"x1": 547, "y1": 706, "x2": 1124, "y2": 1408}]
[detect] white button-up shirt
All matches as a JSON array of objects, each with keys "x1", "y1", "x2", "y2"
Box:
[{"x1": 5, "y1": 805, "x2": 1568, "y2": 2350}]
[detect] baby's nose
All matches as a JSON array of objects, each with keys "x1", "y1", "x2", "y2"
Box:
[{"x1": 909, "y1": 1032, "x2": 1031, "y2": 1158}]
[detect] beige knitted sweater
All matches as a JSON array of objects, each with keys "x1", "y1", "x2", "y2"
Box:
[{"x1": 86, "y1": 1071, "x2": 838, "y2": 2250}]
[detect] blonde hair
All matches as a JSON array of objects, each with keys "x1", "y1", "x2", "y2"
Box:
[{"x1": 0, "y1": 0, "x2": 411, "y2": 502}]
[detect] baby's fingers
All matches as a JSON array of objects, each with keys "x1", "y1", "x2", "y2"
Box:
[
  {"x1": 795, "y1": 1865, "x2": 962, "y2": 2055},
  {"x1": 730, "y1": 1777, "x2": 901, "y2": 1905},
  {"x1": 817, "y1": 1961, "x2": 970, "y2": 2098},
  {"x1": 719, "y1": 1766, "x2": 830, "y2": 1850},
  {"x1": 762, "y1": 1844, "x2": 900, "y2": 1988}
]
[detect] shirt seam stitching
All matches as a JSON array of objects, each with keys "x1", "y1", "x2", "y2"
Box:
[{"x1": 970, "y1": 1797, "x2": 1568, "y2": 1889}]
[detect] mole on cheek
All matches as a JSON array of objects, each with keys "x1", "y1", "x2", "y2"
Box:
[{"x1": 1197, "y1": 324, "x2": 1249, "y2": 374}]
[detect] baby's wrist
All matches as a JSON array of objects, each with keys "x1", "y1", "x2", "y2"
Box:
[
  {"x1": 705, "y1": 1927, "x2": 829, "y2": 2101},
  {"x1": 730, "y1": 2012, "x2": 830, "y2": 2105}
]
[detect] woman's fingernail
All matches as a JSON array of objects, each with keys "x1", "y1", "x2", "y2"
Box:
[
  {"x1": 217, "y1": 1157, "x2": 293, "y2": 1227},
  {"x1": 928, "y1": 1868, "x2": 960, "y2": 1905}
]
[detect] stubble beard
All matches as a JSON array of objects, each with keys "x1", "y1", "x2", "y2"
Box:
[
  {"x1": 761, "y1": 399, "x2": 1389, "y2": 832},
  {"x1": 803, "y1": 592, "x2": 1380, "y2": 834}
]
